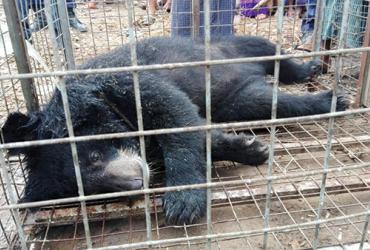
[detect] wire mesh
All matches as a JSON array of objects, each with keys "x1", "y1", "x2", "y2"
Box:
[{"x1": 0, "y1": 0, "x2": 369, "y2": 249}]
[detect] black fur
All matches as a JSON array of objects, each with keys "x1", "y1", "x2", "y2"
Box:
[{"x1": 1, "y1": 36, "x2": 348, "y2": 225}]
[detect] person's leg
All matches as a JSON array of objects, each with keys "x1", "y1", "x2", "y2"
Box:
[
  {"x1": 66, "y1": 0, "x2": 88, "y2": 32},
  {"x1": 17, "y1": 0, "x2": 32, "y2": 40},
  {"x1": 30, "y1": 0, "x2": 63, "y2": 48},
  {"x1": 141, "y1": 0, "x2": 157, "y2": 25},
  {"x1": 29, "y1": 0, "x2": 48, "y2": 32},
  {"x1": 298, "y1": 0, "x2": 316, "y2": 51},
  {"x1": 163, "y1": 0, "x2": 171, "y2": 12},
  {"x1": 305, "y1": 0, "x2": 316, "y2": 32},
  {"x1": 198, "y1": 0, "x2": 235, "y2": 36},
  {"x1": 148, "y1": 0, "x2": 157, "y2": 15},
  {"x1": 171, "y1": 0, "x2": 235, "y2": 38},
  {"x1": 171, "y1": 0, "x2": 192, "y2": 37},
  {"x1": 209, "y1": 0, "x2": 235, "y2": 36}
]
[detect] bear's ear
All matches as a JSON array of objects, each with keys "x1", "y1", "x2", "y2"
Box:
[{"x1": 1, "y1": 112, "x2": 40, "y2": 155}]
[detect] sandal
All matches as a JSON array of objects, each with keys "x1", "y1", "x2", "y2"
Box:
[{"x1": 296, "y1": 33, "x2": 313, "y2": 52}]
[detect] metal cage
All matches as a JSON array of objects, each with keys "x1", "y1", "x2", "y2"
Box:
[{"x1": 0, "y1": 0, "x2": 370, "y2": 249}]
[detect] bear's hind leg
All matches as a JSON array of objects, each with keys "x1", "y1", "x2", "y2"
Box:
[{"x1": 213, "y1": 81, "x2": 349, "y2": 122}]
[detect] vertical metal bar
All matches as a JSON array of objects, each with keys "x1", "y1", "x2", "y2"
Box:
[
  {"x1": 192, "y1": 0, "x2": 200, "y2": 38},
  {"x1": 125, "y1": 0, "x2": 152, "y2": 244},
  {"x1": 357, "y1": 5, "x2": 370, "y2": 107},
  {"x1": 312, "y1": 0, "x2": 350, "y2": 249},
  {"x1": 0, "y1": 151, "x2": 27, "y2": 250},
  {"x1": 203, "y1": 0, "x2": 212, "y2": 249},
  {"x1": 262, "y1": 0, "x2": 284, "y2": 249},
  {"x1": 56, "y1": 0, "x2": 76, "y2": 69},
  {"x1": 3, "y1": 0, "x2": 40, "y2": 112},
  {"x1": 44, "y1": 1, "x2": 92, "y2": 248},
  {"x1": 359, "y1": 8, "x2": 370, "y2": 240},
  {"x1": 0, "y1": 25, "x2": 20, "y2": 111},
  {"x1": 360, "y1": 192, "x2": 370, "y2": 249},
  {"x1": 312, "y1": 0, "x2": 325, "y2": 52}
]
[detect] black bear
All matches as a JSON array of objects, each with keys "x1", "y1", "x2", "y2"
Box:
[{"x1": 2, "y1": 36, "x2": 348, "y2": 225}]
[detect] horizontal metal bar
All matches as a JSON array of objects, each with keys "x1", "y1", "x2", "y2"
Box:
[
  {"x1": 0, "y1": 47, "x2": 369, "y2": 81},
  {"x1": 91, "y1": 210, "x2": 370, "y2": 250},
  {"x1": 24, "y1": 172, "x2": 370, "y2": 228},
  {"x1": 1, "y1": 162, "x2": 369, "y2": 211},
  {"x1": 1, "y1": 108, "x2": 370, "y2": 150}
]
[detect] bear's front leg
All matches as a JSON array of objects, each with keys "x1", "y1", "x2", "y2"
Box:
[
  {"x1": 152, "y1": 117, "x2": 207, "y2": 225},
  {"x1": 129, "y1": 81, "x2": 207, "y2": 225},
  {"x1": 159, "y1": 143, "x2": 207, "y2": 225}
]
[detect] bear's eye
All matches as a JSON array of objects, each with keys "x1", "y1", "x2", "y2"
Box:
[{"x1": 89, "y1": 151, "x2": 102, "y2": 163}]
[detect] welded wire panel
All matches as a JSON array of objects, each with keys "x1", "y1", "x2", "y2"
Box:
[
  {"x1": 0, "y1": 0, "x2": 369, "y2": 249},
  {"x1": 10, "y1": 111, "x2": 369, "y2": 249}
]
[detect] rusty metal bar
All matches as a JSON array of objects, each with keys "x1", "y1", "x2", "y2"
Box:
[{"x1": 2, "y1": 0, "x2": 39, "y2": 112}]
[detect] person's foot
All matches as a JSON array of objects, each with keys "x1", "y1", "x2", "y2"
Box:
[
  {"x1": 68, "y1": 9, "x2": 88, "y2": 32},
  {"x1": 256, "y1": 13, "x2": 268, "y2": 20},
  {"x1": 87, "y1": 2, "x2": 98, "y2": 9},
  {"x1": 30, "y1": 11, "x2": 48, "y2": 32},
  {"x1": 143, "y1": 15, "x2": 156, "y2": 25},
  {"x1": 139, "y1": 0, "x2": 147, "y2": 10},
  {"x1": 163, "y1": 0, "x2": 171, "y2": 12}
]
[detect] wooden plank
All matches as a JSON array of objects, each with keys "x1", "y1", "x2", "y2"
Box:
[
  {"x1": 22, "y1": 173, "x2": 370, "y2": 231},
  {"x1": 274, "y1": 135, "x2": 370, "y2": 155}
]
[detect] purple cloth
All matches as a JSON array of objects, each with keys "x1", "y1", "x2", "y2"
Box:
[
  {"x1": 240, "y1": 0, "x2": 269, "y2": 17},
  {"x1": 240, "y1": 0, "x2": 309, "y2": 18}
]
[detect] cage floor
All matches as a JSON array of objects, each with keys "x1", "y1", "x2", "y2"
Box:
[
  {"x1": 1, "y1": 2, "x2": 369, "y2": 248},
  {"x1": 8, "y1": 108, "x2": 367, "y2": 250},
  {"x1": 2, "y1": 61, "x2": 368, "y2": 250}
]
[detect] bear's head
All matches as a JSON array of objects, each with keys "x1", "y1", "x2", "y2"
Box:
[{"x1": 1, "y1": 108, "x2": 146, "y2": 202}]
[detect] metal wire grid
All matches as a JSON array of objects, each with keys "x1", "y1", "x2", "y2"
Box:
[
  {"x1": 0, "y1": 4, "x2": 55, "y2": 119},
  {"x1": 11, "y1": 0, "x2": 174, "y2": 64},
  {"x1": 2, "y1": 0, "x2": 368, "y2": 249},
  {"x1": 15, "y1": 115, "x2": 370, "y2": 249}
]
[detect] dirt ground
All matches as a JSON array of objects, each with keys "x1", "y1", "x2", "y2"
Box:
[{"x1": 0, "y1": 1, "x2": 370, "y2": 249}]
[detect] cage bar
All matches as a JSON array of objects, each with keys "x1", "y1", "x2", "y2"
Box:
[
  {"x1": 44, "y1": 0, "x2": 92, "y2": 247},
  {"x1": 262, "y1": 1, "x2": 284, "y2": 248},
  {"x1": 2, "y1": 0, "x2": 39, "y2": 112},
  {"x1": 0, "y1": 1, "x2": 369, "y2": 249},
  {"x1": 125, "y1": 0, "x2": 152, "y2": 244}
]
